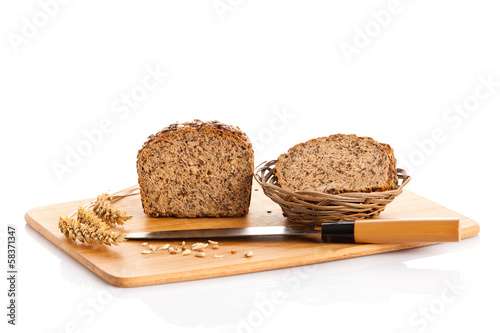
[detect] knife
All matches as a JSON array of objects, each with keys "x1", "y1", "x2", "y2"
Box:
[{"x1": 126, "y1": 218, "x2": 460, "y2": 243}]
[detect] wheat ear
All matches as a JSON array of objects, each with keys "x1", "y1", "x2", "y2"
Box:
[
  {"x1": 58, "y1": 208, "x2": 126, "y2": 246},
  {"x1": 77, "y1": 207, "x2": 126, "y2": 245},
  {"x1": 58, "y1": 184, "x2": 139, "y2": 246},
  {"x1": 92, "y1": 193, "x2": 132, "y2": 226}
]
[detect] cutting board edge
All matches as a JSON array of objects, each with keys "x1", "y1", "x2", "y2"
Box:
[
  {"x1": 25, "y1": 207, "x2": 477, "y2": 288},
  {"x1": 23, "y1": 209, "x2": 434, "y2": 288},
  {"x1": 23, "y1": 191, "x2": 481, "y2": 288},
  {"x1": 24, "y1": 210, "x2": 126, "y2": 287},
  {"x1": 113, "y1": 227, "x2": 482, "y2": 288},
  {"x1": 80, "y1": 243, "x2": 437, "y2": 288}
]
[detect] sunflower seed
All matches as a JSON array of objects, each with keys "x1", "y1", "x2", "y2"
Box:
[
  {"x1": 192, "y1": 242, "x2": 209, "y2": 251},
  {"x1": 244, "y1": 251, "x2": 253, "y2": 258},
  {"x1": 195, "y1": 252, "x2": 205, "y2": 258},
  {"x1": 213, "y1": 254, "x2": 225, "y2": 258},
  {"x1": 158, "y1": 244, "x2": 170, "y2": 250},
  {"x1": 141, "y1": 242, "x2": 148, "y2": 247},
  {"x1": 141, "y1": 250, "x2": 152, "y2": 254}
]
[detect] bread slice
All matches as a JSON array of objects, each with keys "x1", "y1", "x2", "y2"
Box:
[
  {"x1": 137, "y1": 120, "x2": 254, "y2": 217},
  {"x1": 274, "y1": 134, "x2": 398, "y2": 194}
]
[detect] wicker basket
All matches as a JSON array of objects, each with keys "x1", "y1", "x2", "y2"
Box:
[{"x1": 254, "y1": 160, "x2": 411, "y2": 226}]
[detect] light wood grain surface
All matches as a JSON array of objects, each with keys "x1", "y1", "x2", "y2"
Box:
[{"x1": 24, "y1": 185, "x2": 480, "y2": 287}]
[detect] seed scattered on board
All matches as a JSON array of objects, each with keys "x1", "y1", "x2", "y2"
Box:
[
  {"x1": 139, "y1": 240, "x2": 252, "y2": 259},
  {"x1": 158, "y1": 244, "x2": 169, "y2": 250},
  {"x1": 192, "y1": 242, "x2": 208, "y2": 251},
  {"x1": 169, "y1": 246, "x2": 182, "y2": 254}
]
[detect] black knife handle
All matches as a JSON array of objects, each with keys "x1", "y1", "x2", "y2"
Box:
[{"x1": 321, "y1": 222, "x2": 355, "y2": 243}]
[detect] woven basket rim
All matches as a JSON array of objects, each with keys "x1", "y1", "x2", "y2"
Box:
[
  {"x1": 254, "y1": 160, "x2": 410, "y2": 199},
  {"x1": 253, "y1": 160, "x2": 411, "y2": 224}
]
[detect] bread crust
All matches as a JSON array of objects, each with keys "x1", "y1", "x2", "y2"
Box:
[
  {"x1": 137, "y1": 119, "x2": 254, "y2": 217},
  {"x1": 378, "y1": 142, "x2": 399, "y2": 190},
  {"x1": 137, "y1": 119, "x2": 252, "y2": 157},
  {"x1": 275, "y1": 134, "x2": 398, "y2": 194}
]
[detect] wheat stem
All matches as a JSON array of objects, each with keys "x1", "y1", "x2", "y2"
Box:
[
  {"x1": 68, "y1": 184, "x2": 139, "y2": 219},
  {"x1": 60, "y1": 185, "x2": 138, "y2": 246}
]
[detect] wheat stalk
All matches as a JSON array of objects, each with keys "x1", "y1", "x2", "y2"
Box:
[
  {"x1": 93, "y1": 193, "x2": 132, "y2": 226},
  {"x1": 77, "y1": 206, "x2": 109, "y2": 229},
  {"x1": 58, "y1": 185, "x2": 139, "y2": 247},
  {"x1": 67, "y1": 185, "x2": 139, "y2": 219},
  {"x1": 77, "y1": 207, "x2": 126, "y2": 245},
  {"x1": 58, "y1": 208, "x2": 126, "y2": 246}
]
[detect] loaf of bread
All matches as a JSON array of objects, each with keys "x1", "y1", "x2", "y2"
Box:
[
  {"x1": 274, "y1": 134, "x2": 398, "y2": 194},
  {"x1": 137, "y1": 120, "x2": 254, "y2": 217}
]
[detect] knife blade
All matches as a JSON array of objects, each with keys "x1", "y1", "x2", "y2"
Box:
[
  {"x1": 125, "y1": 218, "x2": 461, "y2": 244},
  {"x1": 126, "y1": 225, "x2": 319, "y2": 240}
]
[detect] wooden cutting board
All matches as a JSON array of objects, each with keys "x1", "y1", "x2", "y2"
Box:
[{"x1": 25, "y1": 185, "x2": 480, "y2": 287}]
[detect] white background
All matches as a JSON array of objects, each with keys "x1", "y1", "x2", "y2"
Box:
[{"x1": 1, "y1": 0, "x2": 499, "y2": 332}]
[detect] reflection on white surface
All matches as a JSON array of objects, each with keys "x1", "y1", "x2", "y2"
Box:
[{"x1": 25, "y1": 224, "x2": 480, "y2": 332}]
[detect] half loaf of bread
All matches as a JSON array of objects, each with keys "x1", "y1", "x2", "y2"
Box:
[
  {"x1": 274, "y1": 134, "x2": 398, "y2": 194},
  {"x1": 137, "y1": 120, "x2": 254, "y2": 217}
]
